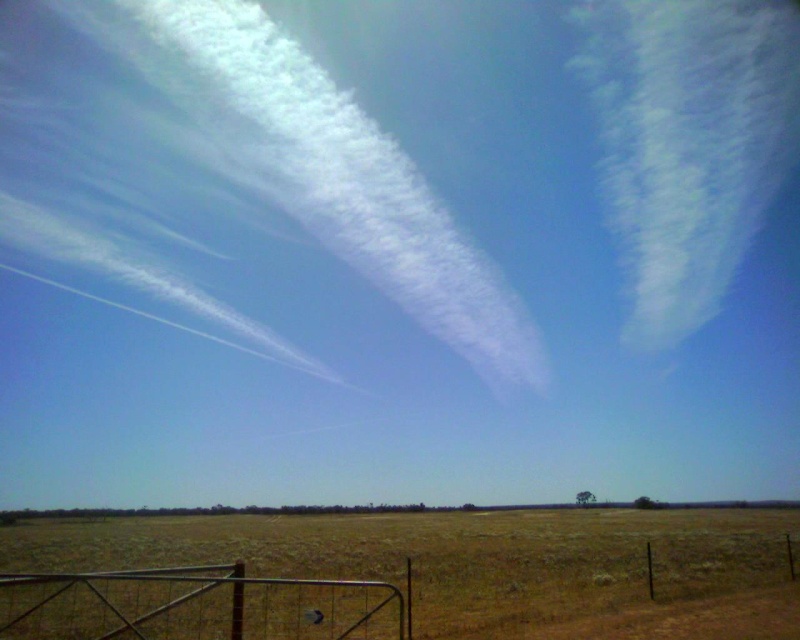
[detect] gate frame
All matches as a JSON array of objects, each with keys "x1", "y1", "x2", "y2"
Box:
[{"x1": 0, "y1": 565, "x2": 405, "y2": 640}]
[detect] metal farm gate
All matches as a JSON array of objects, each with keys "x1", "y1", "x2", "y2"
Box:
[{"x1": 0, "y1": 563, "x2": 405, "y2": 639}]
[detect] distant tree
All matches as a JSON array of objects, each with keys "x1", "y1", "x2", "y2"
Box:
[
  {"x1": 576, "y1": 491, "x2": 597, "y2": 507},
  {"x1": 461, "y1": 503, "x2": 477, "y2": 511},
  {"x1": 634, "y1": 496, "x2": 655, "y2": 509}
]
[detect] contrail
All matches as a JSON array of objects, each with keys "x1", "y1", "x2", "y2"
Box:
[
  {"x1": 0, "y1": 192, "x2": 342, "y2": 384},
  {"x1": 258, "y1": 421, "x2": 366, "y2": 441},
  {"x1": 569, "y1": 0, "x2": 800, "y2": 350},
  {"x1": 59, "y1": 0, "x2": 551, "y2": 394},
  {"x1": 0, "y1": 262, "x2": 345, "y2": 385}
]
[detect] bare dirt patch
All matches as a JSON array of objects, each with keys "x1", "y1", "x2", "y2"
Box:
[{"x1": 514, "y1": 583, "x2": 800, "y2": 640}]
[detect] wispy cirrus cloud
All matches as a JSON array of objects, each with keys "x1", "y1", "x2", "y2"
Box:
[
  {"x1": 0, "y1": 191, "x2": 343, "y2": 384},
  {"x1": 59, "y1": 0, "x2": 550, "y2": 394},
  {"x1": 570, "y1": 0, "x2": 800, "y2": 350}
]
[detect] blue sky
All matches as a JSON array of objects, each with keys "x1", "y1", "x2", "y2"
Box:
[{"x1": 1, "y1": 0, "x2": 798, "y2": 510}]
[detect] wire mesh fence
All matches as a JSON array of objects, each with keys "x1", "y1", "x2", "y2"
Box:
[
  {"x1": 404, "y1": 530, "x2": 797, "y2": 636},
  {"x1": 643, "y1": 531, "x2": 794, "y2": 601},
  {"x1": 245, "y1": 580, "x2": 402, "y2": 639}
]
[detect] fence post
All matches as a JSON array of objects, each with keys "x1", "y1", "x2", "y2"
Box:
[
  {"x1": 647, "y1": 542, "x2": 654, "y2": 600},
  {"x1": 788, "y1": 534, "x2": 796, "y2": 582},
  {"x1": 231, "y1": 560, "x2": 245, "y2": 640},
  {"x1": 407, "y1": 557, "x2": 413, "y2": 640}
]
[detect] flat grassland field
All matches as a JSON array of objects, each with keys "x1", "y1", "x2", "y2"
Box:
[{"x1": 1, "y1": 509, "x2": 799, "y2": 639}]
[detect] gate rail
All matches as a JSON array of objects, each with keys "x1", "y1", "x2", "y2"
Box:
[{"x1": 0, "y1": 564, "x2": 405, "y2": 640}]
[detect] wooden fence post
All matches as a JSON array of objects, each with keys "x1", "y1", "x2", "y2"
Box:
[{"x1": 231, "y1": 560, "x2": 245, "y2": 640}]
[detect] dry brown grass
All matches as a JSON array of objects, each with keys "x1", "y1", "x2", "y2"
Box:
[{"x1": 1, "y1": 508, "x2": 798, "y2": 638}]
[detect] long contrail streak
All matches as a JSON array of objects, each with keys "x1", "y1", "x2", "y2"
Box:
[
  {"x1": 0, "y1": 262, "x2": 345, "y2": 385},
  {"x1": 55, "y1": 0, "x2": 551, "y2": 395},
  {"x1": 569, "y1": 0, "x2": 800, "y2": 350},
  {"x1": 259, "y1": 421, "x2": 366, "y2": 441}
]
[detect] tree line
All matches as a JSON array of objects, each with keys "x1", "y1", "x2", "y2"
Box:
[
  {"x1": 2, "y1": 499, "x2": 798, "y2": 526},
  {"x1": 1, "y1": 502, "x2": 436, "y2": 524}
]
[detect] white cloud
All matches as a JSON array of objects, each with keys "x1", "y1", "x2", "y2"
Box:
[
  {"x1": 0, "y1": 191, "x2": 343, "y2": 384},
  {"x1": 571, "y1": 0, "x2": 800, "y2": 350},
  {"x1": 56, "y1": 0, "x2": 551, "y2": 393}
]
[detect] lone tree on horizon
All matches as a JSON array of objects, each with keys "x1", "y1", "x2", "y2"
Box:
[
  {"x1": 634, "y1": 496, "x2": 657, "y2": 509},
  {"x1": 576, "y1": 491, "x2": 597, "y2": 507}
]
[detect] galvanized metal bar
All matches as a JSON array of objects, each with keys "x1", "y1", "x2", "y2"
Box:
[
  {"x1": 96, "y1": 572, "x2": 234, "y2": 640},
  {"x1": 788, "y1": 533, "x2": 796, "y2": 582},
  {"x1": 83, "y1": 579, "x2": 150, "y2": 640},
  {"x1": 0, "y1": 564, "x2": 237, "y2": 587},
  {"x1": 0, "y1": 576, "x2": 65, "y2": 587},
  {"x1": 334, "y1": 591, "x2": 401, "y2": 640},
  {"x1": 647, "y1": 542, "x2": 654, "y2": 600},
  {"x1": 0, "y1": 574, "x2": 402, "y2": 590},
  {"x1": 89, "y1": 564, "x2": 238, "y2": 576},
  {"x1": 0, "y1": 579, "x2": 76, "y2": 634}
]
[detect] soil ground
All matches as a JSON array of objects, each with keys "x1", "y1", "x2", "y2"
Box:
[{"x1": 480, "y1": 583, "x2": 800, "y2": 639}]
